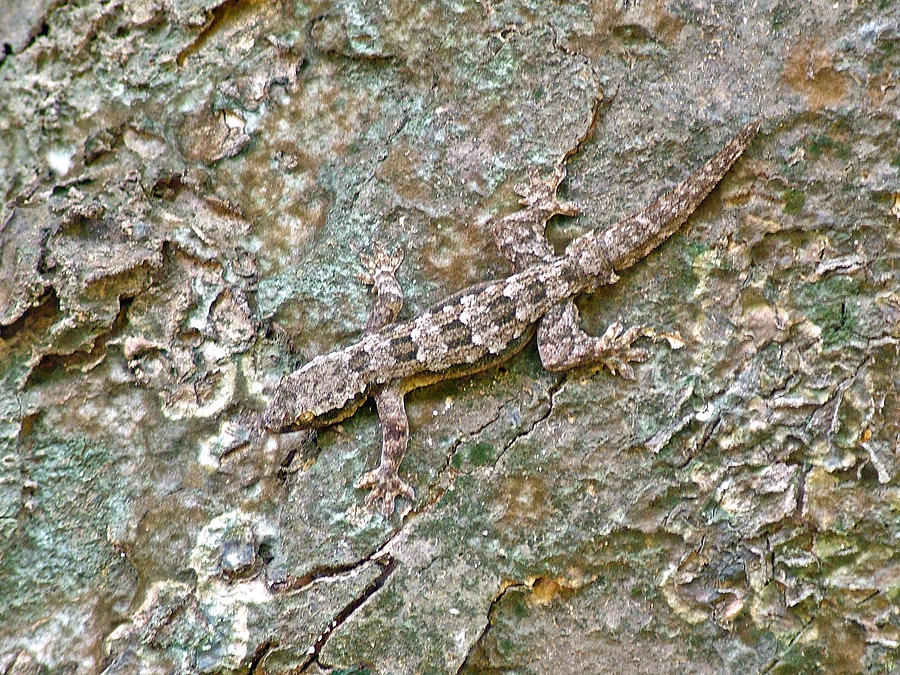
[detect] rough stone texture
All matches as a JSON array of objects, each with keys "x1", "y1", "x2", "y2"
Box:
[{"x1": 0, "y1": 1, "x2": 898, "y2": 673}]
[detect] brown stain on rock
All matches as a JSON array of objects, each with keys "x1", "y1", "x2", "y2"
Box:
[
  {"x1": 782, "y1": 39, "x2": 850, "y2": 110},
  {"x1": 498, "y1": 474, "x2": 552, "y2": 530},
  {"x1": 867, "y1": 69, "x2": 897, "y2": 108}
]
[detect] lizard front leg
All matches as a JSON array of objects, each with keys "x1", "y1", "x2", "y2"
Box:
[
  {"x1": 358, "y1": 242, "x2": 404, "y2": 330},
  {"x1": 356, "y1": 243, "x2": 415, "y2": 515},
  {"x1": 353, "y1": 383, "x2": 415, "y2": 516}
]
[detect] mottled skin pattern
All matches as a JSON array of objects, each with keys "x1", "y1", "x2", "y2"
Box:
[{"x1": 264, "y1": 120, "x2": 760, "y2": 515}]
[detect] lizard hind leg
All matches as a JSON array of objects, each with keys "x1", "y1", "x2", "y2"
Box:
[
  {"x1": 537, "y1": 301, "x2": 674, "y2": 379},
  {"x1": 354, "y1": 383, "x2": 415, "y2": 516}
]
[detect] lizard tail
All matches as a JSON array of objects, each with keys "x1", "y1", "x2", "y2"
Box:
[{"x1": 599, "y1": 119, "x2": 760, "y2": 271}]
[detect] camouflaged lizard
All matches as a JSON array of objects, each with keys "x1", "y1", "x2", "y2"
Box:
[{"x1": 263, "y1": 119, "x2": 760, "y2": 515}]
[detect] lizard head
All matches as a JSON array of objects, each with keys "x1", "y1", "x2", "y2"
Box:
[{"x1": 263, "y1": 349, "x2": 370, "y2": 431}]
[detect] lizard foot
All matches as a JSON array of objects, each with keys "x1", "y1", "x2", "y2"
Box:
[
  {"x1": 354, "y1": 466, "x2": 416, "y2": 516},
  {"x1": 596, "y1": 321, "x2": 652, "y2": 379},
  {"x1": 357, "y1": 242, "x2": 403, "y2": 286},
  {"x1": 514, "y1": 165, "x2": 580, "y2": 216}
]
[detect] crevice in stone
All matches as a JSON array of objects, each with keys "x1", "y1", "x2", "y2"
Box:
[
  {"x1": 269, "y1": 559, "x2": 370, "y2": 596},
  {"x1": 300, "y1": 555, "x2": 397, "y2": 672},
  {"x1": 761, "y1": 613, "x2": 817, "y2": 674},
  {"x1": 4, "y1": 1, "x2": 59, "y2": 58},
  {"x1": 455, "y1": 580, "x2": 527, "y2": 674},
  {"x1": 0, "y1": 288, "x2": 59, "y2": 340},
  {"x1": 21, "y1": 292, "x2": 137, "y2": 389},
  {"x1": 414, "y1": 392, "x2": 514, "y2": 513},
  {"x1": 176, "y1": 0, "x2": 259, "y2": 67},
  {"x1": 246, "y1": 639, "x2": 274, "y2": 674},
  {"x1": 491, "y1": 373, "x2": 564, "y2": 470}
]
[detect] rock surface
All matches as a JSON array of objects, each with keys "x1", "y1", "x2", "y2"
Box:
[{"x1": 1, "y1": 1, "x2": 898, "y2": 673}]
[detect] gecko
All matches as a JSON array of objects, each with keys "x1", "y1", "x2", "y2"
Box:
[{"x1": 263, "y1": 118, "x2": 760, "y2": 516}]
